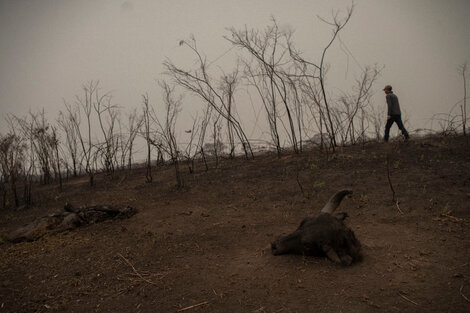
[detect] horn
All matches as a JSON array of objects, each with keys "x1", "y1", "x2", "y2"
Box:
[{"x1": 320, "y1": 189, "x2": 353, "y2": 214}]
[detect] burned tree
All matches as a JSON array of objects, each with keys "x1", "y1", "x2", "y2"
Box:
[
  {"x1": 151, "y1": 81, "x2": 184, "y2": 188},
  {"x1": 8, "y1": 117, "x2": 35, "y2": 208},
  {"x1": 220, "y1": 70, "x2": 239, "y2": 158},
  {"x1": 334, "y1": 65, "x2": 382, "y2": 145},
  {"x1": 93, "y1": 89, "x2": 119, "y2": 174},
  {"x1": 181, "y1": 117, "x2": 200, "y2": 174},
  {"x1": 242, "y1": 57, "x2": 282, "y2": 156},
  {"x1": 50, "y1": 127, "x2": 63, "y2": 191},
  {"x1": 58, "y1": 107, "x2": 81, "y2": 177},
  {"x1": 195, "y1": 104, "x2": 213, "y2": 171},
  {"x1": 118, "y1": 108, "x2": 143, "y2": 170},
  {"x1": 0, "y1": 133, "x2": 26, "y2": 208},
  {"x1": 271, "y1": 189, "x2": 361, "y2": 265},
  {"x1": 14, "y1": 112, "x2": 55, "y2": 185},
  {"x1": 289, "y1": 4, "x2": 354, "y2": 149},
  {"x1": 64, "y1": 81, "x2": 101, "y2": 186},
  {"x1": 142, "y1": 94, "x2": 153, "y2": 183},
  {"x1": 226, "y1": 19, "x2": 300, "y2": 155},
  {"x1": 164, "y1": 36, "x2": 253, "y2": 159},
  {"x1": 458, "y1": 62, "x2": 468, "y2": 136},
  {"x1": 205, "y1": 108, "x2": 225, "y2": 167},
  {"x1": 141, "y1": 82, "x2": 184, "y2": 188}
]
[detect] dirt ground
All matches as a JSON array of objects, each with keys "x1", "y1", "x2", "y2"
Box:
[{"x1": 1, "y1": 135, "x2": 470, "y2": 313}]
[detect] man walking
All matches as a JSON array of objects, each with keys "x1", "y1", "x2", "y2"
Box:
[{"x1": 383, "y1": 85, "x2": 410, "y2": 142}]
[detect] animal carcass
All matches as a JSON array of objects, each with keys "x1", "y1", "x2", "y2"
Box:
[{"x1": 271, "y1": 190, "x2": 361, "y2": 265}]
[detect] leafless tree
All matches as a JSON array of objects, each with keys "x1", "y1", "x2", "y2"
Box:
[
  {"x1": 458, "y1": 62, "x2": 468, "y2": 136},
  {"x1": 368, "y1": 101, "x2": 386, "y2": 141},
  {"x1": 142, "y1": 94, "x2": 153, "y2": 183},
  {"x1": 148, "y1": 81, "x2": 184, "y2": 188},
  {"x1": 243, "y1": 58, "x2": 282, "y2": 155},
  {"x1": 92, "y1": 86, "x2": 119, "y2": 174},
  {"x1": 50, "y1": 126, "x2": 63, "y2": 191},
  {"x1": 226, "y1": 18, "x2": 299, "y2": 155},
  {"x1": 285, "y1": 73, "x2": 305, "y2": 152},
  {"x1": 197, "y1": 104, "x2": 212, "y2": 171},
  {"x1": 430, "y1": 62, "x2": 469, "y2": 136},
  {"x1": 68, "y1": 81, "x2": 102, "y2": 186},
  {"x1": 164, "y1": 36, "x2": 253, "y2": 159},
  {"x1": 182, "y1": 117, "x2": 199, "y2": 173},
  {"x1": 220, "y1": 70, "x2": 239, "y2": 158},
  {"x1": 58, "y1": 107, "x2": 80, "y2": 177},
  {"x1": 204, "y1": 110, "x2": 225, "y2": 168},
  {"x1": 0, "y1": 162, "x2": 5, "y2": 208},
  {"x1": 13, "y1": 111, "x2": 57, "y2": 185},
  {"x1": 289, "y1": 4, "x2": 354, "y2": 149},
  {"x1": 0, "y1": 132, "x2": 26, "y2": 208},
  {"x1": 118, "y1": 108, "x2": 143, "y2": 170},
  {"x1": 334, "y1": 65, "x2": 381, "y2": 145},
  {"x1": 32, "y1": 113, "x2": 53, "y2": 184},
  {"x1": 295, "y1": 66, "x2": 328, "y2": 150},
  {"x1": 7, "y1": 116, "x2": 36, "y2": 208}
]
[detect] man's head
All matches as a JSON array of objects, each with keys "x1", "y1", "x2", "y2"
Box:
[{"x1": 383, "y1": 85, "x2": 392, "y2": 94}]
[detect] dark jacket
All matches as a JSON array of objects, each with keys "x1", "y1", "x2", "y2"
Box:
[{"x1": 386, "y1": 91, "x2": 401, "y2": 116}]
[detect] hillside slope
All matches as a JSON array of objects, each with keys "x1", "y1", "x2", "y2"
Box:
[{"x1": 1, "y1": 135, "x2": 469, "y2": 312}]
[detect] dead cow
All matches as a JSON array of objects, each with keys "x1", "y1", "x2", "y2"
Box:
[
  {"x1": 271, "y1": 190, "x2": 361, "y2": 265},
  {"x1": 6, "y1": 204, "x2": 136, "y2": 243}
]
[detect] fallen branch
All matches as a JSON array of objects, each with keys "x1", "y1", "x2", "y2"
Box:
[
  {"x1": 386, "y1": 154, "x2": 396, "y2": 202},
  {"x1": 461, "y1": 285, "x2": 470, "y2": 303},
  {"x1": 117, "y1": 253, "x2": 160, "y2": 286},
  {"x1": 398, "y1": 291, "x2": 418, "y2": 306},
  {"x1": 296, "y1": 172, "x2": 308, "y2": 199},
  {"x1": 177, "y1": 301, "x2": 209, "y2": 312},
  {"x1": 440, "y1": 212, "x2": 464, "y2": 222},
  {"x1": 387, "y1": 154, "x2": 403, "y2": 214},
  {"x1": 395, "y1": 199, "x2": 403, "y2": 214}
]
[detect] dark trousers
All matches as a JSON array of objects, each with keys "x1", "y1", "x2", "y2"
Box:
[{"x1": 384, "y1": 115, "x2": 409, "y2": 141}]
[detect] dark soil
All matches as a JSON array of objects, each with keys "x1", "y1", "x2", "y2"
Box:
[{"x1": 1, "y1": 135, "x2": 470, "y2": 313}]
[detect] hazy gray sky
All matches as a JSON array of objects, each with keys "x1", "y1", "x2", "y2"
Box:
[{"x1": 1, "y1": 0, "x2": 469, "y2": 135}]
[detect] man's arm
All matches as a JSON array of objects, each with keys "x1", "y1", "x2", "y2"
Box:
[{"x1": 386, "y1": 94, "x2": 393, "y2": 118}]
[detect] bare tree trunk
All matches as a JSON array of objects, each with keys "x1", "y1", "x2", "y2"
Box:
[
  {"x1": 211, "y1": 114, "x2": 223, "y2": 168},
  {"x1": 142, "y1": 94, "x2": 153, "y2": 183},
  {"x1": 169, "y1": 132, "x2": 183, "y2": 188},
  {"x1": 459, "y1": 63, "x2": 468, "y2": 136},
  {"x1": 1, "y1": 178, "x2": 6, "y2": 209},
  {"x1": 197, "y1": 105, "x2": 212, "y2": 171},
  {"x1": 183, "y1": 118, "x2": 198, "y2": 174},
  {"x1": 200, "y1": 147, "x2": 208, "y2": 171},
  {"x1": 11, "y1": 176, "x2": 19, "y2": 208},
  {"x1": 23, "y1": 168, "x2": 33, "y2": 208},
  {"x1": 221, "y1": 72, "x2": 238, "y2": 158},
  {"x1": 51, "y1": 127, "x2": 63, "y2": 192}
]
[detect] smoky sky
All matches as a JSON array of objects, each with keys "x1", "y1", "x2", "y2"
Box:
[{"x1": 0, "y1": 0, "x2": 469, "y2": 135}]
